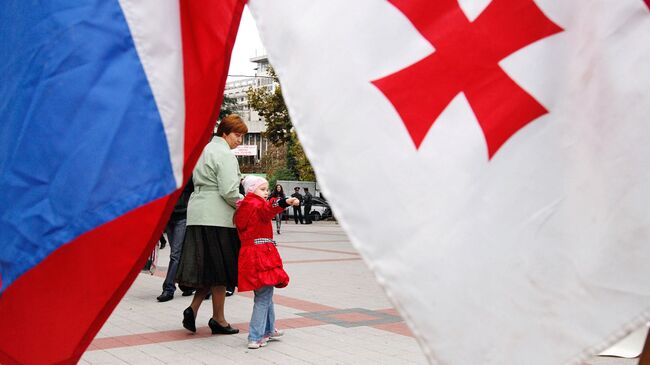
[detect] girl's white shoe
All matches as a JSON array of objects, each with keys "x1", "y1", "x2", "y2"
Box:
[
  {"x1": 264, "y1": 329, "x2": 284, "y2": 341},
  {"x1": 247, "y1": 339, "x2": 267, "y2": 349}
]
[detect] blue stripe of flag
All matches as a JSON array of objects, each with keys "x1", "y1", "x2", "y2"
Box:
[{"x1": 0, "y1": 0, "x2": 178, "y2": 292}]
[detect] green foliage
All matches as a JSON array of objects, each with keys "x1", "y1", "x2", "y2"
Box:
[
  {"x1": 261, "y1": 144, "x2": 295, "y2": 188},
  {"x1": 288, "y1": 132, "x2": 315, "y2": 181},
  {"x1": 268, "y1": 167, "x2": 296, "y2": 190},
  {"x1": 219, "y1": 95, "x2": 238, "y2": 121},
  {"x1": 247, "y1": 68, "x2": 292, "y2": 146},
  {"x1": 247, "y1": 67, "x2": 315, "y2": 181}
]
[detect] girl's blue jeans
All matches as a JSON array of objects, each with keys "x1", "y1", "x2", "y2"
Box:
[{"x1": 248, "y1": 286, "x2": 275, "y2": 342}]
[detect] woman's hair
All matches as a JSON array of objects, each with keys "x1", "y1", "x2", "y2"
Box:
[
  {"x1": 215, "y1": 114, "x2": 248, "y2": 136},
  {"x1": 271, "y1": 184, "x2": 285, "y2": 198}
]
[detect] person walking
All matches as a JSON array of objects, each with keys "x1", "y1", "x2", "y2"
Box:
[
  {"x1": 269, "y1": 184, "x2": 286, "y2": 234},
  {"x1": 157, "y1": 178, "x2": 195, "y2": 302},
  {"x1": 303, "y1": 187, "x2": 313, "y2": 224},
  {"x1": 234, "y1": 176, "x2": 298, "y2": 349},
  {"x1": 290, "y1": 187, "x2": 304, "y2": 224},
  {"x1": 175, "y1": 114, "x2": 248, "y2": 335}
]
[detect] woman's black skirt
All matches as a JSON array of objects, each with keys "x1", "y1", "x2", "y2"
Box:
[{"x1": 175, "y1": 225, "x2": 240, "y2": 289}]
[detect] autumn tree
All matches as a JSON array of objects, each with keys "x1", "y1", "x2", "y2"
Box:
[
  {"x1": 219, "y1": 95, "x2": 238, "y2": 121},
  {"x1": 247, "y1": 67, "x2": 314, "y2": 181},
  {"x1": 288, "y1": 133, "x2": 315, "y2": 181},
  {"x1": 247, "y1": 68, "x2": 292, "y2": 146}
]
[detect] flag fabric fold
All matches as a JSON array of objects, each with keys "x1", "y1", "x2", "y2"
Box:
[
  {"x1": 248, "y1": 1, "x2": 650, "y2": 364},
  {"x1": 0, "y1": 1, "x2": 245, "y2": 364}
]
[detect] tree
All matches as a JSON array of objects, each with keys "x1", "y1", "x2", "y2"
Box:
[
  {"x1": 288, "y1": 132, "x2": 315, "y2": 181},
  {"x1": 247, "y1": 68, "x2": 292, "y2": 146},
  {"x1": 219, "y1": 95, "x2": 238, "y2": 121},
  {"x1": 261, "y1": 144, "x2": 296, "y2": 188},
  {"x1": 247, "y1": 67, "x2": 315, "y2": 181}
]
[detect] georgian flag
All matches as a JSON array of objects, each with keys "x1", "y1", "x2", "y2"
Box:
[
  {"x1": 0, "y1": 1, "x2": 245, "y2": 363},
  {"x1": 248, "y1": 1, "x2": 650, "y2": 364}
]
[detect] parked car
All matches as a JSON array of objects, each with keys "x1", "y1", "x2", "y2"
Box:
[{"x1": 285, "y1": 196, "x2": 332, "y2": 221}]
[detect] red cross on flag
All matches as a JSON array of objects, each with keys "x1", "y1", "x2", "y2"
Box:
[{"x1": 249, "y1": 1, "x2": 650, "y2": 364}]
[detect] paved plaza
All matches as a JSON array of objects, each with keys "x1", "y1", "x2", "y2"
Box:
[{"x1": 80, "y1": 222, "x2": 639, "y2": 365}]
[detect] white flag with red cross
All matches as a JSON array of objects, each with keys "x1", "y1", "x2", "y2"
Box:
[{"x1": 249, "y1": 1, "x2": 650, "y2": 364}]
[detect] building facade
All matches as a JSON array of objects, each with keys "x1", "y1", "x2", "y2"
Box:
[{"x1": 224, "y1": 55, "x2": 275, "y2": 164}]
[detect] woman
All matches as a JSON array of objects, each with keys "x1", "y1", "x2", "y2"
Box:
[
  {"x1": 269, "y1": 184, "x2": 286, "y2": 234},
  {"x1": 176, "y1": 114, "x2": 248, "y2": 334}
]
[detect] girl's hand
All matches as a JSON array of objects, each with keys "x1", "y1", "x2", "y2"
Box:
[{"x1": 286, "y1": 197, "x2": 300, "y2": 206}]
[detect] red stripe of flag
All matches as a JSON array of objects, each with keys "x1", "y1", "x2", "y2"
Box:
[{"x1": 0, "y1": 2, "x2": 246, "y2": 364}]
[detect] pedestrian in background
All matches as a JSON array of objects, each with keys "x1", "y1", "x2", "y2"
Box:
[
  {"x1": 175, "y1": 114, "x2": 247, "y2": 335},
  {"x1": 303, "y1": 187, "x2": 313, "y2": 224},
  {"x1": 270, "y1": 184, "x2": 286, "y2": 234},
  {"x1": 290, "y1": 187, "x2": 304, "y2": 224},
  {"x1": 157, "y1": 177, "x2": 195, "y2": 302},
  {"x1": 234, "y1": 176, "x2": 297, "y2": 349}
]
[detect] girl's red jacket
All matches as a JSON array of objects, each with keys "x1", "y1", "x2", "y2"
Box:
[{"x1": 234, "y1": 193, "x2": 290, "y2": 292}]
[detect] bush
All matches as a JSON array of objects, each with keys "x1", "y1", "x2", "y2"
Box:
[{"x1": 268, "y1": 166, "x2": 295, "y2": 190}]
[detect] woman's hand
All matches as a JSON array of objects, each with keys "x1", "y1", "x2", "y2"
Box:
[{"x1": 286, "y1": 197, "x2": 300, "y2": 206}]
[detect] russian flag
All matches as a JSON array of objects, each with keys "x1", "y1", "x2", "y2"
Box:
[{"x1": 0, "y1": 1, "x2": 245, "y2": 363}]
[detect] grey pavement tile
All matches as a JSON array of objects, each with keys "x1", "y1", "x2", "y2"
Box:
[
  {"x1": 220, "y1": 350, "x2": 272, "y2": 364},
  {"x1": 208, "y1": 334, "x2": 249, "y2": 348},
  {"x1": 107, "y1": 347, "x2": 165, "y2": 364},
  {"x1": 331, "y1": 349, "x2": 388, "y2": 364},
  {"x1": 186, "y1": 350, "x2": 239, "y2": 365},
  {"x1": 159, "y1": 354, "x2": 206, "y2": 365},
  {"x1": 81, "y1": 350, "x2": 127, "y2": 364},
  {"x1": 263, "y1": 342, "x2": 323, "y2": 362},
  {"x1": 158, "y1": 340, "x2": 208, "y2": 355},
  {"x1": 382, "y1": 352, "x2": 429, "y2": 365},
  {"x1": 136, "y1": 343, "x2": 180, "y2": 361},
  {"x1": 190, "y1": 336, "x2": 232, "y2": 350},
  {"x1": 248, "y1": 347, "x2": 304, "y2": 364},
  {"x1": 297, "y1": 308, "x2": 402, "y2": 328}
]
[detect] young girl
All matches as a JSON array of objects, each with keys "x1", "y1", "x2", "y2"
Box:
[{"x1": 235, "y1": 176, "x2": 299, "y2": 349}]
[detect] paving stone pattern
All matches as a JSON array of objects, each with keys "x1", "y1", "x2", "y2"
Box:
[{"x1": 81, "y1": 222, "x2": 639, "y2": 365}]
